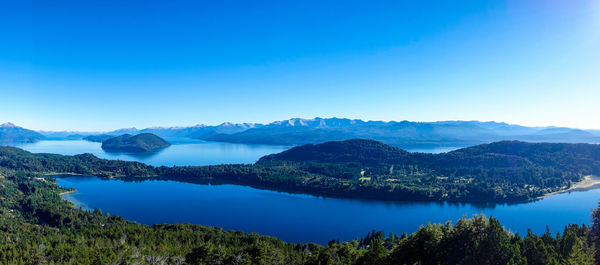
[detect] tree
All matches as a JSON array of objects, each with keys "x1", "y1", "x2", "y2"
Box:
[
  {"x1": 591, "y1": 201, "x2": 600, "y2": 265},
  {"x1": 356, "y1": 238, "x2": 388, "y2": 265}
]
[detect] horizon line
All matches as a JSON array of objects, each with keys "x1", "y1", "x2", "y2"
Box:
[{"x1": 4, "y1": 117, "x2": 600, "y2": 133}]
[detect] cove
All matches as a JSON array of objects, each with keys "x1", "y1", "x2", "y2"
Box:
[{"x1": 57, "y1": 176, "x2": 600, "y2": 245}]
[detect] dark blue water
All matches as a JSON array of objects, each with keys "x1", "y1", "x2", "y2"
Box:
[
  {"x1": 57, "y1": 176, "x2": 600, "y2": 244},
  {"x1": 16, "y1": 139, "x2": 290, "y2": 166}
]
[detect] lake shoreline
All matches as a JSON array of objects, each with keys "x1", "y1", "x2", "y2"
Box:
[
  {"x1": 55, "y1": 175, "x2": 600, "y2": 244},
  {"x1": 536, "y1": 175, "x2": 600, "y2": 200},
  {"x1": 59, "y1": 189, "x2": 76, "y2": 196},
  {"x1": 57, "y1": 173, "x2": 600, "y2": 206}
]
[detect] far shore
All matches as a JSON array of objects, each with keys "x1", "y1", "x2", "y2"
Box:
[{"x1": 538, "y1": 175, "x2": 600, "y2": 199}]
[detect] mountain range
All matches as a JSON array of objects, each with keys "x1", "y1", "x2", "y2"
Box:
[
  {"x1": 2, "y1": 118, "x2": 599, "y2": 148},
  {"x1": 200, "y1": 118, "x2": 600, "y2": 147}
]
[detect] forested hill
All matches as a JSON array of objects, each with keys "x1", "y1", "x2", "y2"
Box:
[
  {"x1": 255, "y1": 139, "x2": 600, "y2": 201},
  {"x1": 258, "y1": 139, "x2": 600, "y2": 174},
  {"x1": 257, "y1": 139, "x2": 411, "y2": 165},
  {"x1": 101, "y1": 133, "x2": 171, "y2": 153},
  {"x1": 448, "y1": 141, "x2": 600, "y2": 172}
]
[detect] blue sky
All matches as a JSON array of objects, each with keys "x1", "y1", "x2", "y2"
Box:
[{"x1": 1, "y1": 0, "x2": 599, "y2": 131}]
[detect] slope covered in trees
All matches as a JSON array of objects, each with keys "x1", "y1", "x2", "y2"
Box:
[{"x1": 257, "y1": 139, "x2": 600, "y2": 201}]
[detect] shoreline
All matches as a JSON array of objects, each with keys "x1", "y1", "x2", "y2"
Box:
[
  {"x1": 53, "y1": 173, "x2": 600, "y2": 205},
  {"x1": 537, "y1": 175, "x2": 600, "y2": 199},
  {"x1": 46, "y1": 172, "x2": 85, "y2": 177},
  {"x1": 59, "y1": 189, "x2": 76, "y2": 196}
]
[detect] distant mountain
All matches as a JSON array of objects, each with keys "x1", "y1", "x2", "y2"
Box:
[
  {"x1": 83, "y1": 134, "x2": 115, "y2": 143},
  {"x1": 257, "y1": 139, "x2": 410, "y2": 166},
  {"x1": 38, "y1": 131, "x2": 97, "y2": 140},
  {"x1": 204, "y1": 118, "x2": 600, "y2": 147},
  {"x1": 516, "y1": 128, "x2": 599, "y2": 142},
  {"x1": 0, "y1": 123, "x2": 45, "y2": 144},
  {"x1": 108, "y1": 127, "x2": 140, "y2": 135},
  {"x1": 101, "y1": 133, "x2": 171, "y2": 153},
  {"x1": 28, "y1": 118, "x2": 600, "y2": 148},
  {"x1": 102, "y1": 122, "x2": 262, "y2": 139}
]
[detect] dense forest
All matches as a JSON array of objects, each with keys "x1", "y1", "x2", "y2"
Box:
[
  {"x1": 2, "y1": 139, "x2": 600, "y2": 202},
  {"x1": 2, "y1": 151, "x2": 600, "y2": 264},
  {"x1": 256, "y1": 139, "x2": 600, "y2": 202}
]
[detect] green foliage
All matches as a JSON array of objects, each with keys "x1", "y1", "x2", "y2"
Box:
[
  {"x1": 4, "y1": 138, "x2": 600, "y2": 203},
  {"x1": 256, "y1": 139, "x2": 600, "y2": 202},
  {"x1": 0, "y1": 169, "x2": 598, "y2": 264}
]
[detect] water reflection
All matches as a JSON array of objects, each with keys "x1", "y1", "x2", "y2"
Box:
[
  {"x1": 16, "y1": 139, "x2": 290, "y2": 166},
  {"x1": 57, "y1": 175, "x2": 600, "y2": 244}
]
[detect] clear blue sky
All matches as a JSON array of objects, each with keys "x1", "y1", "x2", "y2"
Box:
[{"x1": 1, "y1": 0, "x2": 599, "y2": 131}]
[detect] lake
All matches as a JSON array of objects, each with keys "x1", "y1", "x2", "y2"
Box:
[
  {"x1": 22, "y1": 139, "x2": 596, "y2": 244},
  {"x1": 15, "y1": 139, "x2": 290, "y2": 166},
  {"x1": 15, "y1": 139, "x2": 459, "y2": 166},
  {"x1": 57, "y1": 176, "x2": 600, "y2": 245}
]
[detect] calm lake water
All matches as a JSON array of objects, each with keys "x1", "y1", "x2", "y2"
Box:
[
  {"x1": 15, "y1": 139, "x2": 459, "y2": 166},
  {"x1": 57, "y1": 176, "x2": 600, "y2": 245},
  {"x1": 21, "y1": 139, "x2": 596, "y2": 244},
  {"x1": 16, "y1": 139, "x2": 290, "y2": 166}
]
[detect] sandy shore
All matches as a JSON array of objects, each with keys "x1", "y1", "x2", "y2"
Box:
[
  {"x1": 570, "y1": 175, "x2": 600, "y2": 190},
  {"x1": 59, "y1": 190, "x2": 76, "y2": 196},
  {"x1": 538, "y1": 175, "x2": 600, "y2": 199},
  {"x1": 45, "y1": 172, "x2": 85, "y2": 177}
]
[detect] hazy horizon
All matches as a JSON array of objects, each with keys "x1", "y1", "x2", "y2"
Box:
[
  {"x1": 3, "y1": 117, "x2": 600, "y2": 133},
  {"x1": 2, "y1": 0, "x2": 599, "y2": 131}
]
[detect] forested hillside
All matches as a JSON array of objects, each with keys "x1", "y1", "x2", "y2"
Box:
[{"x1": 257, "y1": 139, "x2": 600, "y2": 201}]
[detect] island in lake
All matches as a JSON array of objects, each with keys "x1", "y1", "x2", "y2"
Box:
[{"x1": 101, "y1": 133, "x2": 171, "y2": 153}]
